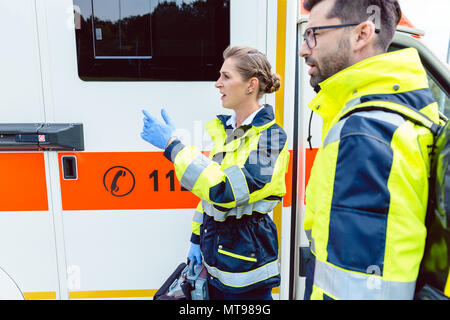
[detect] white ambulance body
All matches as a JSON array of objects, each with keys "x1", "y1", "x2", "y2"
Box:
[{"x1": 0, "y1": 0, "x2": 448, "y2": 300}]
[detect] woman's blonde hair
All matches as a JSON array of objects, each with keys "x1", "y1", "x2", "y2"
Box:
[{"x1": 223, "y1": 46, "x2": 281, "y2": 98}]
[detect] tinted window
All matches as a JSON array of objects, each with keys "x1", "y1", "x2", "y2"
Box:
[{"x1": 74, "y1": 0, "x2": 230, "y2": 81}]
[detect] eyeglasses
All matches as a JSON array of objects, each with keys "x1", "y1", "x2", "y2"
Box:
[{"x1": 303, "y1": 23, "x2": 379, "y2": 49}]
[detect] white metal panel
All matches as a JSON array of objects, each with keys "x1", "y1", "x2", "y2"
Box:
[
  {"x1": 278, "y1": 0, "x2": 298, "y2": 300},
  {"x1": 0, "y1": 0, "x2": 46, "y2": 122},
  {"x1": 44, "y1": 152, "x2": 69, "y2": 299},
  {"x1": 0, "y1": 268, "x2": 24, "y2": 300},
  {"x1": 230, "y1": 0, "x2": 267, "y2": 53},
  {"x1": 63, "y1": 210, "x2": 192, "y2": 292},
  {"x1": 264, "y1": 0, "x2": 278, "y2": 111},
  {"x1": 0, "y1": 213, "x2": 59, "y2": 295},
  {"x1": 0, "y1": 0, "x2": 60, "y2": 299}
]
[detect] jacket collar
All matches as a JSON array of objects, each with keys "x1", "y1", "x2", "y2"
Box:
[
  {"x1": 207, "y1": 104, "x2": 276, "y2": 145},
  {"x1": 226, "y1": 105, "x2": 265, "y2": 129},
  {"x1": 216, "y1": 104, "x2": 275, "y2": 131},
  {"x1": 309, "y1": 48, "x2": 429, "y2": 136}
]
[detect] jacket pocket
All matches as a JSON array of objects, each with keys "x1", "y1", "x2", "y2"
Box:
[
  {"x1": 217, "y1": 246, "x2": 257, "y2": 262},
  {"x1": 200, "y1": 217, "x2": 218, "y2": 265}
]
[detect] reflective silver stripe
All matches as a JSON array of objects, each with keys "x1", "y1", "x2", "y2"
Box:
[
  {"x1": 310, "y1": 237, "x2": 316, "y2": 254},
  {"x1": 179, "y1": 153, "x2": 212, "y2": 191},
  {"x1": 344, "y1": 97, "x2": 362, "y2": 112},
  {"x1": 305, "y1": 229, "x2": 312, "y2": 241},
  {"x1": 305, "y1": 230, "x2": 316, "y2": 254},
  {"x1": 323, "y1": 110, "x2": 406, "y2": 148},
  {"x1": 224, "y1": 165, "x2": 250, "y2": 206},
  {"x1": 314, "y1": 259, "x2": 416, "y2": 300},
  {"x1": 202, "y1": 199, "x2": 279, "y2": 222},
  {"x1": 323, "y1": 118, "x2": 348, "y2": 147},
  {"x1": 193, "y1": 210, "x2": 203, "y2": 224},
  {"x1": 168, "y1": 141, "x2": 185, "y2": 162},
  {"x1": 351, "y1": 110, "x2": 406, "y2": 127},
  {"x1": 204, "y1": 259, "x2": 279, "y2": 288}
]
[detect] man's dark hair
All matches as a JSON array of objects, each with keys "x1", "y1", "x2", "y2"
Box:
[{"x1": 304, "y1": 0, "x2": 402, "y2": 52}]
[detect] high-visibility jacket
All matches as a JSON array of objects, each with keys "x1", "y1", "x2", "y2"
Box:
[
  {"x1": 164, "y1": 105, "x2": 290, "y2": 293},
  {"x1": 304, "y1": 48, "x2": 441, "y2": 300}
]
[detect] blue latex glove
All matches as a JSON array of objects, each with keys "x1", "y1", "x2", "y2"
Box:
[
  {"x1": 188, "y1": 243, "x2": 202, "y2": 266},
  {"x1": 140, "y1": 109, "x2": 176, "y2": 149}
]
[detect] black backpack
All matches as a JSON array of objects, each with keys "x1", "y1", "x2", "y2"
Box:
[{"x1": 415, "y1": 115, "x2": 450, "y2": 300}]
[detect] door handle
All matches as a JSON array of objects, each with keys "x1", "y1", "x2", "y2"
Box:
[
  {"x1": 0, "y1": 123, "x2": 84, "y2": 151},
  {"x1": 62, "y1": 156, "x2": 78, "y2": 180}
]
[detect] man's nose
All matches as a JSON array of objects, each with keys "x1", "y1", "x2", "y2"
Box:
[{"x1": 299, "y1": 40, "x2": 311, "y2": 58}]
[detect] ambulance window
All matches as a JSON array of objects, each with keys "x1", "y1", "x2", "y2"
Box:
[
  {"x1": 428, "y1": 77, "x2": 450, "y2": 118},
  {"x1": 73, "y1": 0, "x2": 230, "y2": 81}
]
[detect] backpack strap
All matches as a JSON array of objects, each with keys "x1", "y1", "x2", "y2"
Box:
[
  {"x1": 438, "y1": 111, "x2": 448, "y2": 123},
  {"x1": 340, "y1": 102, "x2": 443, "y2": 136}
]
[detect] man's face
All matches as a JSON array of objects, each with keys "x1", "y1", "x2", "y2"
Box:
[{"x1": 300, "y1": 0, "x2": 353, "y2": 90}]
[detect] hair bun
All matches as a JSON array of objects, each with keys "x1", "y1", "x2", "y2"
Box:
[
  {"x1": 265, "y1": 73, "x2": 281, "y2": 94},
  {"x1": 223, "y1": 46, "x2": 281, "y2": 97}
]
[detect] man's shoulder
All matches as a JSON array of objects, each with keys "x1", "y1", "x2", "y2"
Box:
[{"x1": 325, "y1": 109, "x2": 407, "y2": 148}]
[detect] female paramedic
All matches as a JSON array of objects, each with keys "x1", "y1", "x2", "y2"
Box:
[{"x1": 140, "y1": 46, "x2": 290, "y2": 300}]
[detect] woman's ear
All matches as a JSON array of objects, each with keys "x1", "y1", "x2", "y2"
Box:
[{"x1": 247, "y1": 77, "x2": 259, "y2": 93}]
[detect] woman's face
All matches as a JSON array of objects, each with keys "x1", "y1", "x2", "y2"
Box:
[{"x1": 215, "y1": 58, "x2": 253, "y2": 110}]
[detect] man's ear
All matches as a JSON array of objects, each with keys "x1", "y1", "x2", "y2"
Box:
[{"x1": 353, "y1": 20, "x2": 377, "y2": 51}]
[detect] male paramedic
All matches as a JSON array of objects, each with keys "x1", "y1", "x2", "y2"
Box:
[{"x1": 300, "y1": 0, "x2": 441, "y2": 299}]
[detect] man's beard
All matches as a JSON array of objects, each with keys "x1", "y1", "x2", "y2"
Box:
[{"x1": 309, "y1": 37, "x2": 352, "y2": 91}]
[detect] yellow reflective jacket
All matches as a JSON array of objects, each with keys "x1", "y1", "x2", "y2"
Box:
[
  {"x1": 304, "y1": 48, "x2": 441, "y2": 300},
  {"x1": 164, "y1": 105, "x2": 290, "y2": 293}
]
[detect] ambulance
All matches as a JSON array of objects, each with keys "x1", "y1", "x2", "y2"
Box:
[{"x1": 0, "y1": 0, "x2": 448, "y2": 300}]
